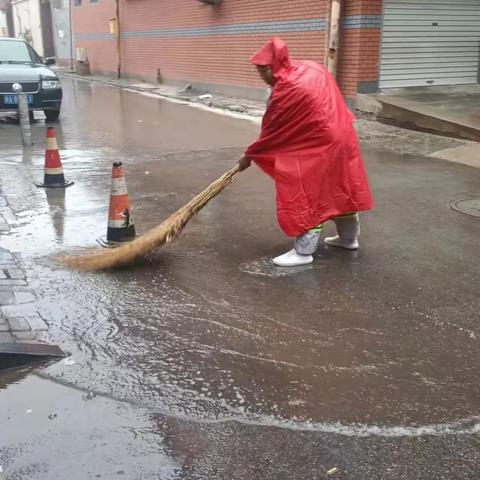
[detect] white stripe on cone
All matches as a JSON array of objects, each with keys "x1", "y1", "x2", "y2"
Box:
[
  {"x1": 45, "y1": 167, "x2": 64, "y2": 175},
  {"x1": 108, "y1": 219, "x2": 133, "y2": 228},
  {"x1": 46, "y1": 137, "x2": 58, "y2": 150},
  {"x1": 110, "y1": 177, "x2": 128, "y2": 196}
]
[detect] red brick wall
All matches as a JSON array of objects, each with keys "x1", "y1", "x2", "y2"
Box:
[
  {"x1": 122, "y1": 0, "x2": 326, "y2": 28},
  {"x1": 338, "y1": 0, "x2": 383, "y2": 99},
  {"x1": 343, "y1": 0, "x2": 383, "y2": 16},
  {"x1": 76, "y1": 38, "x2": 117, "y2": 76},
  {"x1": 121, "y1": 32, "x2": 327, "y2": 89},
  {"x1": 74, "y1": 0, "x2": 328, "y2": 91},
  {"x1": 73, "y1": 0, "x2": 118, "y2": 74},
  {"x1": 73, "y1": 0, "x2": 384, "y2": 100}
]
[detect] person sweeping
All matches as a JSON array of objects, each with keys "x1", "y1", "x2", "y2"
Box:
[
  {"x1": 239, "y1": 37, "x2": 374, "y2": 267},
  {"x1": 61, "y1": 38, "x2": 373, "y2": 273}
]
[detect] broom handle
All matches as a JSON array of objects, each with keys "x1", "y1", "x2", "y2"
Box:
[
  {"x1": 174, "y1": 164, "x2": 241, "y2": 218},
  {"x1": 162, "y1": 164, "x2": 241, "y2": 243}
]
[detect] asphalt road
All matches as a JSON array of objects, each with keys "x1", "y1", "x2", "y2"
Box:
[{"x1": 0, "y1": 78, "x2": 479, "y2": 479}]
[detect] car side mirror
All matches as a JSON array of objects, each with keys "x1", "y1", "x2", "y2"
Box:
[{"x1": 45, "y1": 57, "x2": 56, "y2": 65}]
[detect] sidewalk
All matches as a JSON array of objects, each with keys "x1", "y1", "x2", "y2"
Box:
[
  {"x1": 358, "y1": 84, "x2": 480, "y2": 143},
  {"x1": 0, "y1": 192, "x2": 53, "y2": 368}
]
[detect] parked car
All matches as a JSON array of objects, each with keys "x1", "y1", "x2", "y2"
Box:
[{"x1": 0, "y1": 37, "x2": 62, "y2": 121}]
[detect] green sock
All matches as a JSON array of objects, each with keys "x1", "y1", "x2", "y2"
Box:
[{"x1": 308, "y1": 224, "x2": 324, "y2": 234}]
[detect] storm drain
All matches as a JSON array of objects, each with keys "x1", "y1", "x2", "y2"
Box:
[{"x1": 451, "y1": 199, "x2": 480, "y2": 218}]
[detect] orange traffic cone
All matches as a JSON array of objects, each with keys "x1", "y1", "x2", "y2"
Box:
[
  {"x1": 97, "y1": 162, "x2": 136, "y2": 248},
  {"x1": 35, "y1": 127, "x2": 74, "y2": 188}
]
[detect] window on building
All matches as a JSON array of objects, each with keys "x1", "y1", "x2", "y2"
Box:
[{"x1": 74, "y1": 0, "x2": 82, "y2": 5}]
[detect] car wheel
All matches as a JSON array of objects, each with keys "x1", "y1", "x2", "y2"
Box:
[{"x1": 44, "y1": 109, "x2": 60, "y2": 122}]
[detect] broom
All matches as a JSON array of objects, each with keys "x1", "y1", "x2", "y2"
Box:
[{"x1": 60, "y1": 164, "x2": 241, "y2": 271}]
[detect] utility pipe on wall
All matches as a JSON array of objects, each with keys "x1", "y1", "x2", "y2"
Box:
[
  {"x1": 115, "y1": 0, "x2": 121, "y2": 78},
  {"x1": 69, "y1": 0, "x2": 74, "y2": 72},
  {"x1": 327, "y1": 0, "x2": 342, "y2": 77}
]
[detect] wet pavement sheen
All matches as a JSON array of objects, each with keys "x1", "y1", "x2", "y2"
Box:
[{"x1": 0, "y1": 79, "x2": 479, "y2": 479}]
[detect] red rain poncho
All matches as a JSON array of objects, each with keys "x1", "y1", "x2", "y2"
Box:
[{"x1": 245, "y1": 38, "x2": 374, "y2": 237}]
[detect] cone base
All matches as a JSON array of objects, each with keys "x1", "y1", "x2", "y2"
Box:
[
  {"x1": 96, "y1": 235, "x2": 137, "y2": 249},
  {"x1": 35, "y1": 180, "x2": 74, "y2": 189}
]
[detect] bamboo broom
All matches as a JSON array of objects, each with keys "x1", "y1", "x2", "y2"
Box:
[{"x1": 60, "y1": 165, "x2": 240, "y2": 271}]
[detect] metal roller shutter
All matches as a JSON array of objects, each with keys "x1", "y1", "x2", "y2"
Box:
[{"x1": 380, "y1": 0, "x2": 480, "y2": 88}]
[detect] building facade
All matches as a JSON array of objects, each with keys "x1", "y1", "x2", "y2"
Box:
[
  {"x1": 10, "y1": 0, "x2": 45, "y2": 54},
  {"x1": 0, "y1": 8, "x2": 7, "y2": 36},
  {"x1": 0, "y1": 0, "x2": 10, "y2": 37},
  {"x1": 2, "y1": 0, "x2": 56, "y2": 58},
  {"x1": 51, "y1": 0, "x2": 73, "y2": 66},
  {"x1": 72, "y1": 0, "x2": 480, "y2": 103}
]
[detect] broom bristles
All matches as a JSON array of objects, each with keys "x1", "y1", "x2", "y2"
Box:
[{"x1": 59, "y1": 165, "x2": 240, "y2": 271}]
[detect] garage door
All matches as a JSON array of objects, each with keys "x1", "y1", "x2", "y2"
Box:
[{"x1": 379, "y1": 0, "x2": 480, "y2": 88}]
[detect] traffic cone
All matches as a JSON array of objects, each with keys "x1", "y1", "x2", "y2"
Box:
[
  {"x1": 35, "y1": 127, "x2": 74, "y2": 188},
  {"x1": 97, "y1": 162, "x2": 136, "y2": 248}
]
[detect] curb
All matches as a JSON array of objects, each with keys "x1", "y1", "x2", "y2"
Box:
[{"x1": 57, "y1": 72, "x2": 266, "y2": 120}]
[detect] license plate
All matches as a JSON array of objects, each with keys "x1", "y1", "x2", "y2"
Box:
[{"x1": 3, "y1": 94, "x2": 34, "y2": 105}]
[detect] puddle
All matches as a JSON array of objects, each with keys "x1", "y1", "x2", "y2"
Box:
[{"x1": 0, "y1": 79, "x2": 479, "y2": 434}]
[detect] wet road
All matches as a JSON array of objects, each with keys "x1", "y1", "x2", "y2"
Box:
[{"x1": 0, "y1": 78, "x2": 479, "y2": 479}]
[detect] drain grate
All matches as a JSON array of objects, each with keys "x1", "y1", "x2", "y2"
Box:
[{"x1": 451, "y1": 198, "x2": 480, "y2": 218}]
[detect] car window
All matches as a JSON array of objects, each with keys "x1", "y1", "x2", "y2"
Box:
[{"x1": 0, "y1": 40, "x2": 33, "y2": 63}]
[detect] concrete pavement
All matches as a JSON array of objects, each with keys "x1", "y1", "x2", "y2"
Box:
[
  {"x1": 0, "y1": 193, "x2": 47, "y2": 347},
  {"x1": 0, "y1": 78, "x2": 479, "y2": 479},
  {"x1": 358, "y1": 84, "x2": 480, "y2": 143}
]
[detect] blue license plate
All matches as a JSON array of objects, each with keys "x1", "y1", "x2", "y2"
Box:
[{"x1": 3, "y1": 94, "x2": 34, "y2": 105}]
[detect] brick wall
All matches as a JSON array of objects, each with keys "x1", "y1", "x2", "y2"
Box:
[
  {"x1": 121, "y1": 31, "x2": 326, "y2": 90},
  {"x1": 73, "y1": 0, "x2": 384, "y2": 100},
  {"x1": 338, "y1": 0, "x2": 383, "y2": 99},
  {"x1": 74, "y1": 0, "x2": 118, "y2": 74}
]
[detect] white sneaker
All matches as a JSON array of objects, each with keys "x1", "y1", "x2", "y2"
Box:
[
  {"x1": 324, "y1": 236, "x2": 359, "y2": 250},
  {"x1": 272, "y1": 249, "x2": 313, "y2": 267}
]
